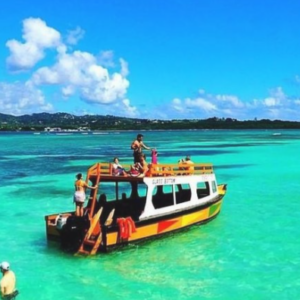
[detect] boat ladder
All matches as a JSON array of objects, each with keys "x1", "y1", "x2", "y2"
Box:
[
  {"x1": 76, "y1": 208, "x2": 115, "y2": 256},
  {"x1": 86, "y1": 165, "x2": 101, "y2": 218}
]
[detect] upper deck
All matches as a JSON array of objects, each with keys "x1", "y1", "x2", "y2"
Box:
[{"x1": 86, "y1": 162, "x2": 214, "y2": 182}]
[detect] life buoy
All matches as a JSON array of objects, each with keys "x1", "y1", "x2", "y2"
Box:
[
  {"x1": 117, "y1": 218, "x2": 126, "y2": 239},
  {"x1": 126, "y1": 217, "x2": 137, "y2": 236},
  {"x1": 117, "y1": 217, "x2": 136, "y2": 239}
]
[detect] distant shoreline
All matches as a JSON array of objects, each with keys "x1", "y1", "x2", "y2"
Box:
[
  {"x1": 1, "y1": 112, "x2": 300, "y2": 131},
  {"x1": 0, "y1": 128, "x2": 299, "y2": 134}
]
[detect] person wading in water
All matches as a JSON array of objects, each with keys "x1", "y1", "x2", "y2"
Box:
[{"x1": 0, "y1": 262, "x2": 19, "y2": 300}]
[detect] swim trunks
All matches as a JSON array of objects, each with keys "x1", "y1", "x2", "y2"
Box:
[{"x1": 74, "y1": 191, "x2": 86, "y2": 203}]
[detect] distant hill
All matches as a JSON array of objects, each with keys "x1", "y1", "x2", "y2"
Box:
[
  {"x1": 0, "y1": 112, "x2": 146, "y2": 131},
  {"x1": 1, "y1": 112, "x2": 300, "y2": 131}
]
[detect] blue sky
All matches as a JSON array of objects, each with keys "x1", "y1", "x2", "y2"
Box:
[{"x1": 1, "y1": 0, "x2": 300, "y2": 120}]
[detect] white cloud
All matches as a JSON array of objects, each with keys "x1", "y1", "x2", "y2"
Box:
[
  {"x1": 3, "y1": 17, "x2": 131, "y2": 115},
  {"x1": 2, "y1": 17, "x2": 300, "y2": 121},
  {"x1": 121, "y1": 99, "x2": 138, "y2": 117},
  {"x1": 0, "y1": 82, "x2": 53, "y2": 115},
  {"x1": 98, "y1": 51, "x2": 115, "y2": 67},
  {"x1": 270, "y1": 87, "x2": 285, "y2": 99},
  {"x1": 171, "y1": 98, "x2": 183, "y2": 112},
  {"x1": 120, "y1": 58, "x2": 129, "y2": 77},
  {"x1": 258, "y1": 87, "x2": 286, "y2": 108},
  {"x1": 31, "y1": 49, "x2": 129, "y2": 104},
  {"x1": 62, "y1": 85, "x2": 75, "y2": 97},
  {"x1": 6, "y1": 18, "x2": 61, "y2": 71},
  {"x1": 163, "y1": 87, "x2": 300, "y2": 121},
  {"x1": 215, "y1": 94, "x2": 244, "y2": 108},
  {"x1": 66, "y1": 26, "x2": 85, "y2": 45},
  {"x1": 263, "y1": 97, "x2": 280, "y2": 107},
  {"x1": 186, "y1": 97, "x2": 217, "y2": 111},
  {"x1": 94, "y1": 98, "x2": 138, "y2": 118},
  {"x1": 80, "y1": 72, "x2": 129, "y2": 104}
]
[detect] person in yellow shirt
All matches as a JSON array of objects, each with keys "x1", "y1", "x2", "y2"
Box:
[
  {"x1": 0, "y1": 262, "x2": 18, "y2": 300},
  {"x1": 178, "y1": 156, "x2": 194, "y2": 174},
  {"x1": 184, "y1": 156, "x2": 194, "y2": 171}
]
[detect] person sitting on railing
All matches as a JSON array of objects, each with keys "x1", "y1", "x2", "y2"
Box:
[
  {"x1": 178, "y1": 156, "x2": 194, "y2": 174},
  {"x1": 129, "y1": 153, "x2": 149, "y2": 177},
  {"x1": 129, "y1": 162, "x2": 141, "y2": 176},
  {"x1": 112, "y1": 157, "x2": 128, "y2": 176},
  {"x1": 184, "y1": 156, "x2": 194, "y2": 173},
  {"x1": 138, "y1": 153, "x2": 149, "y2": 177}
]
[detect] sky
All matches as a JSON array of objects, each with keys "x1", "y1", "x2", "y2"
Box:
[{"x1": 1, "y1": 0, "x2": 300, "y2": 120}]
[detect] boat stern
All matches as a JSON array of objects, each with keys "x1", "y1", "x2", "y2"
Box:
[{"x1": 45, "y1": 212, "x2": 72, "y2": 241}]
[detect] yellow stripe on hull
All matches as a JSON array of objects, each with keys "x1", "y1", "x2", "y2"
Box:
[{"x1": 106, "y1": 199, "x2": 223, "y2": 247}]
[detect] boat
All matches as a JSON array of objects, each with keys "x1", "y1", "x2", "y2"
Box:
[
  {"x1": 92, "y1": 132, "x2": 108, "y2": 135},
  {"x1": 45, "y1": 160, "x2": 227, "y2": 255},
  {"x1": 55, "y1": 133, "x2": 74, "y2": 136}
]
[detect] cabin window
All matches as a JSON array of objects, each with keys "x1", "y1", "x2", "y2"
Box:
[
  {"x1": 100, "y1": 182, "x2": 117, "y2": 200},
  {"x1": 114, "y1": 182, "x2": 132, "y2": 200},
  {"x1": 212, "y1": 181, "x2": 217, "y2": 193},
  {"x1": 136, "y1": 183, "x2": 148, "y2": 198},
  {"x1": 152, "y1": 185, "x2": 174, "y2": 209},
  {"x1": 175, "y1": 183, "x2": 191, "y2": 204},
  {"x1": 102, "y1": 182, "x2": 147, "y2": 201},
  {"x1": 197, "y1": 181, "x2": 210, "y2": 199}
]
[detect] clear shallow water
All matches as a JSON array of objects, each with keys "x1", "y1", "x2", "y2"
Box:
[{"x1": 0, "y1": 130, "x2": 300, "y2": 300}]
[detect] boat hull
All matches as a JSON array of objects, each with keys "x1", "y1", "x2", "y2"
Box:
[
  {"x1": 45, "y1": 193, "x2": 225, "y2": 253},
  {"x1": 104, "y1": 199, "x2": 223, "y2": 250}
]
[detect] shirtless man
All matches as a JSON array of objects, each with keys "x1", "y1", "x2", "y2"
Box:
[
  {"x1": 131, "y1": 134, "x2": 151, "y2": 163},
  {"x1": 0, "y1": 262, "x2": 18, "y2": 300}
]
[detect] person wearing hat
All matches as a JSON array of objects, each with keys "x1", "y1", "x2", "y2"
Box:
[
  {"x1": 0, "y1": 262, "x2": 18, "y2": 300},
  {"x1": 131, "y1": 134, "x2": 152, "y2": 163}
]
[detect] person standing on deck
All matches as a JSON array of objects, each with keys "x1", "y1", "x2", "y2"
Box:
[
  {"x1": 74, "y1": 173, "x2": 97, "y2": 217},
  {"x1": 0, "y1": 262, "x2": 18, "y2": 300},
  {"x1": 131, "y1": 134, "x2": 152, "y2": 163}
]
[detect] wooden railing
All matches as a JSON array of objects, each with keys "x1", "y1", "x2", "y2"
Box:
[
  {"x1": 87, "y1": 162, "x2": 111, "y2": 178},
  {"x1": 87, "y1": 162, "x2": 214, "y2": 178},
  {"x1": 148, "y1": 163, "x2": 213, "y2": 176}
]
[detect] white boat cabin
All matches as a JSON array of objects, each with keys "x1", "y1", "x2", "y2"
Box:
[{"x1": 88, "y1": 162, "x2": 220, "y2": 222}]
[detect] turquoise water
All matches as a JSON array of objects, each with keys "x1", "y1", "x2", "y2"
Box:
[{"x1": 0, "y1": 130, "x2": 299, "y2": 300}]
